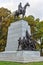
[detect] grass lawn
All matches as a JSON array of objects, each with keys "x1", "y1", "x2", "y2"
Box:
[{"x1": 0, "y1": 61, "x2": 43, "y2": 65}]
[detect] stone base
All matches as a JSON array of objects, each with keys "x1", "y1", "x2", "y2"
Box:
[
  {"x1": 6, "y1": 20, "x2": 31, "y2": 51},
  {"x1": 0, "y1": 51, "x2": 43, "y2": 62}
]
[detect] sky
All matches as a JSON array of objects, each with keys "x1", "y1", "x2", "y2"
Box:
[{"x1": 0, "y1": 0, "x2": 43, "y2": 20}]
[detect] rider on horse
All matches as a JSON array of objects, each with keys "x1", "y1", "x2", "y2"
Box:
[
  {"x1": 18, "y1": 2, "x2": 22, "y2": 13},
  {"x1": 15, "y1": 3, "x2": 30, "y2": 17}
]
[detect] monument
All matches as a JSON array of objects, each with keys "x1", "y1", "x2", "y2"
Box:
[{"x1": 0, "y1": 2, "x2": 43, "y2": 62}]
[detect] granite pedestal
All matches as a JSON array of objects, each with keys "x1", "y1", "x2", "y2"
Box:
[
  {"x1": 0, "y1": 20, "x2": 42, "y2": 62},
  {"x1": 5, "y1": 20, "x2": 31, "y2": 51}
]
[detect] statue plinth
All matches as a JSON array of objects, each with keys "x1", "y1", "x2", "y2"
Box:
[
  {"x1": 0, "y1": 20, "x2": 41, "y2": 62},
  {"x1": 5, "y1": 20, "x2": 31, "y2": 51}
]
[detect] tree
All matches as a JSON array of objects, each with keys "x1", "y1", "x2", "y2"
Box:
[
  {"x1": 0, "y1": 7, "x2": 11, "y2": 18},
  {"x1": 0, "y1": 7, "x2": 14, "y2": 52}
]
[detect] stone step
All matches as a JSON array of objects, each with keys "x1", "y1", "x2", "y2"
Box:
[{"x1": 0, "y1": 51, "x2": 43, "y2": 62}]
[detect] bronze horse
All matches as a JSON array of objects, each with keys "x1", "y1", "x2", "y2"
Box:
[{"x1": 14, "y1": 3, "x2": 30, "y2": 17}]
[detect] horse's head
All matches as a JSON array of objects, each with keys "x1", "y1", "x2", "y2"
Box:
[
  {"x1": 24, "y1": 3, "x2": 30, "y2": 9},
  {"x1": 26, "y1": 3, "x2": 30, "y2": 6}
]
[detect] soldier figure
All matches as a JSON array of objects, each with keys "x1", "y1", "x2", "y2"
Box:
[
  {"x1": 18, "y1": 2, "x2": 22, "y2": 13},
  {"x1": 17, "y1": 30, "x2": 37, "y2": 51},
  {"x1": 17, "y1": 37, "x2": 23, "y2": 50},
  {"x1": 22, "y1": 37, "x2": 27, "y2": 50},
  {"x1": 26, "y1": 30, "x2": 30, "y2": 39}
]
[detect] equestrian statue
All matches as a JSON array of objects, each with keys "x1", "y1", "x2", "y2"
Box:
[{"x1": 14, "y1": 2, "x2": 30, "y2": 18}]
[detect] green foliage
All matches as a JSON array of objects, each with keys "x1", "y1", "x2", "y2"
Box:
[
  {"x1": 23, "y1": 15, "x2": 35, "y2": 26},
  {"x1": 0, "y1": 7, "x2": 11, "y2": 18},
  {"x1": 0, "y1": 7, "x2": 13, "y2": 52}
]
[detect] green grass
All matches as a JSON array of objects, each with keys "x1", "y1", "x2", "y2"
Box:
[{"x1": 0, "y1": 61, "x2": 43, "y2": 65}]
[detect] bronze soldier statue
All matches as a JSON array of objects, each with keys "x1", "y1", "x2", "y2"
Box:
[
  {"x1": 17, "y1": 37, "x2": 22, "y2": 50},
  {"x1": 14, "y1": 3, "x2": 30, "y2": 17},
  {"x1": 17, "y1": 30, "x2": 37, "y2": 51},
  {"x1": 18, "y1": 2, "x2": 22, "y2": 13}
]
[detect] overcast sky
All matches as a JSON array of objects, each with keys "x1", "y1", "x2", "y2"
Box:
[{"x1": 0, "y1": 0, "x2": 43, "y2": 20}]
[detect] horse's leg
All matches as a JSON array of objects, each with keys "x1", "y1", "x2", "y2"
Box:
[
  {"x1": 22, "y1": 12, "x2": 25, "y2": 18},
  {"x1": 14, "y1": 11, "x2": 19, "y2": 19},
  {"x1": 22, "y1": 14, "x2": 24, "y2": 18},
  {"x1": 17, "y1": 44, "x2": 20, "y2": 51}
]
